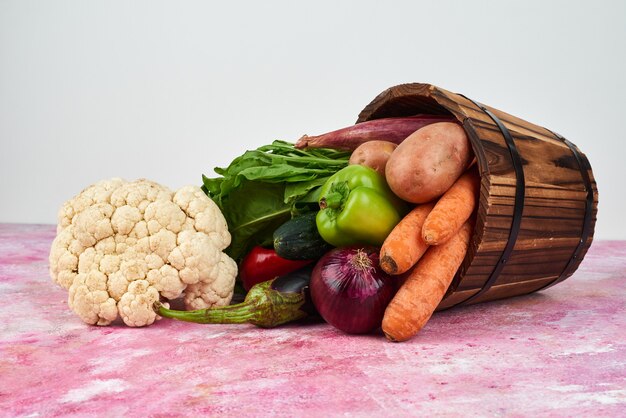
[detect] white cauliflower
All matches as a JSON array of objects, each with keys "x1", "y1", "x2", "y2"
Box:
[{"x1": 49, "y1": 178, "x2": 237, "y2": 327}]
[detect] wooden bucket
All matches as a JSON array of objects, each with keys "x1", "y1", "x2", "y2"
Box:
[{"x1": 357, "y1": 83, "x2": 598, "y2": 309}]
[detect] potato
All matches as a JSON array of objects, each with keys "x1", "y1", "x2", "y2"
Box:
[
  {"x1": 385, "y1": 122, "x2": 472, "y2": 203},
  {"x1": 349, "y1": 140, "x2": 398, "y2": 175}
]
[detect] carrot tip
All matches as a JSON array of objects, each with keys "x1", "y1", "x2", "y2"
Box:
[
  {"x1": 383, "y1": 331, "x2": 399, "y2": 342},
  {"x1": 380, "y1": 255, "x2": 397, "y2": 275},
  {"x1": 423, "y1": 233, "x2": 434, "y2": 244}
]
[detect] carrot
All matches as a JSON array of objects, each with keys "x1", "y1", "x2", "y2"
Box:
[
  {"x1": 382, "y1": 221, "x2": 473, "y2": 342},
  {"x1": 379, "y1": 202, "x2": 434, "y2": 275},
  {"x1": 422, "y1": 168, "x2": 479, "y2": 246}
]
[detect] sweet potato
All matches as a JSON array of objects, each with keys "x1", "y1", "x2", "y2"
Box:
[
  {"x1": 385, "y1": 122, "x2": 472, "y2": 203},
  {"x1": 348, "y1": 140, "x2": 397, "y2": 175}
]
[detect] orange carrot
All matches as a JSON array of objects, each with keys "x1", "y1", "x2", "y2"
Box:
[
  {"x1": 379, "y1": 202, "x2": 435, "y2": 275},
  {"x1": 422, "y1": 168, "x2": 479, "y2": 246},
  {"x1": 382, "y1": 221, "x2": 473, "y2": 342}
]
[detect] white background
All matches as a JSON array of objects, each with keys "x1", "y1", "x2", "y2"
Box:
[{"x1": 1, "y1": 0, "x2": 624, "y2": 239}]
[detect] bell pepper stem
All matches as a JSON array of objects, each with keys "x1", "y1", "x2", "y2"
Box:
[
  {"x1": 319, "y1": 191, "x2": 344, "y2": 210},
  {"x1": 319, "y1": 180, "x2": 349, "y2": 210}
]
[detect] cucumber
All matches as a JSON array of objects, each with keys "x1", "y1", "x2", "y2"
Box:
[{"x1": 273, "y1": 212, "x2": 332, "y2": 260}]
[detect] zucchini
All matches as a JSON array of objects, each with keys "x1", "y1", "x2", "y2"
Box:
[{"x1": 273, "y1": 212, "x2": 332, "y2": 260}]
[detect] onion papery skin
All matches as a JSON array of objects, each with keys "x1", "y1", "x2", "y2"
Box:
[{"x1": 310, "y1": 246, "x2": 396, "y2": 334}]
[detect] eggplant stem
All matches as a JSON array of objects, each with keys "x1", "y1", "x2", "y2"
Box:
[
  {"x1": 156, "y1": 300, "x2": 258, "y2": 324},
  {"x1": 153, "y1": 280, "x2": 309, "y2": 328}
]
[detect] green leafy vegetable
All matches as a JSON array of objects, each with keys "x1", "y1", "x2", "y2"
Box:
[{"x1": 203, "y1": 140, "x2": 350, "y2": 261}]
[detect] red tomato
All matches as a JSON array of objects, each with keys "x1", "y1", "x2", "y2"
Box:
[{"x1": 239, "y1": 246, "x2": 313, "y2": 291}]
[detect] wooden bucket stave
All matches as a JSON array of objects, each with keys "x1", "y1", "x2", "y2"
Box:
[{"x1": 356, "y1": 83, "x2": 598, "y2": 309}]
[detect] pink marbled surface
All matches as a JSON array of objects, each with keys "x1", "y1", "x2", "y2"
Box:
[{"x1": 0, "y1": 223, "x2": 624, "y2": 417}]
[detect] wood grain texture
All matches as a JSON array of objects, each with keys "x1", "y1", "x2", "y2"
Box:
[{"x1": 357, "y1": 83, "x2": 598, "y2": 309}]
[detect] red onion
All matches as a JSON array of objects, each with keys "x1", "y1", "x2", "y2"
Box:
[
  {"x1": 310, "y1": 246, "x2": 396, "y2": 334},
  {"x1": 295, "y1": 115, "x2": 457, "y2": 150}
]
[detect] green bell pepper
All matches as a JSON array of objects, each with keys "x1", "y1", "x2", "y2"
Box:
[{"x1": 316, "y1": 165, "x2": 404, "y2": 247}]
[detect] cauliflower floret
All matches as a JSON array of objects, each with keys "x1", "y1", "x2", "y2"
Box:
[
  {"x1": 57, "y1": 178, "x2": 126, "y2": 232},
  {"x1": 117, "y1": 280, "x2": 161, "y2": 327},
  {"x1": 49, "y1": 178, "x2": 237, "y2": 327},
  {"x1": 184, "y1": 252, "x2": 237, "y2": 310},
  {"x1": 68, "y1": 270, "x2": 118, "y2": 326},
  {"x1": 174, "y1": 186, "x2": 231, "y2": 249}
]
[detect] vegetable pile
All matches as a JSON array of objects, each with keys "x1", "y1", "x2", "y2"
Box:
[
  {"x1": 51, "y1": 114, "x2": 480, "y2": 342},
  {"x1": 161, "y1": 116, "x2": 478, "y2": 341}
]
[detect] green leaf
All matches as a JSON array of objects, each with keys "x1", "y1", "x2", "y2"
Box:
[
  {"x1": 201, "y1": 140, "x2": 349, "y2": 262},
  {"x1": 284, "y1": 177, "x2": 327, "y2": 204},
  {"x1": 220, "y1": 181, "x2": 292, "y2": 261}
]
